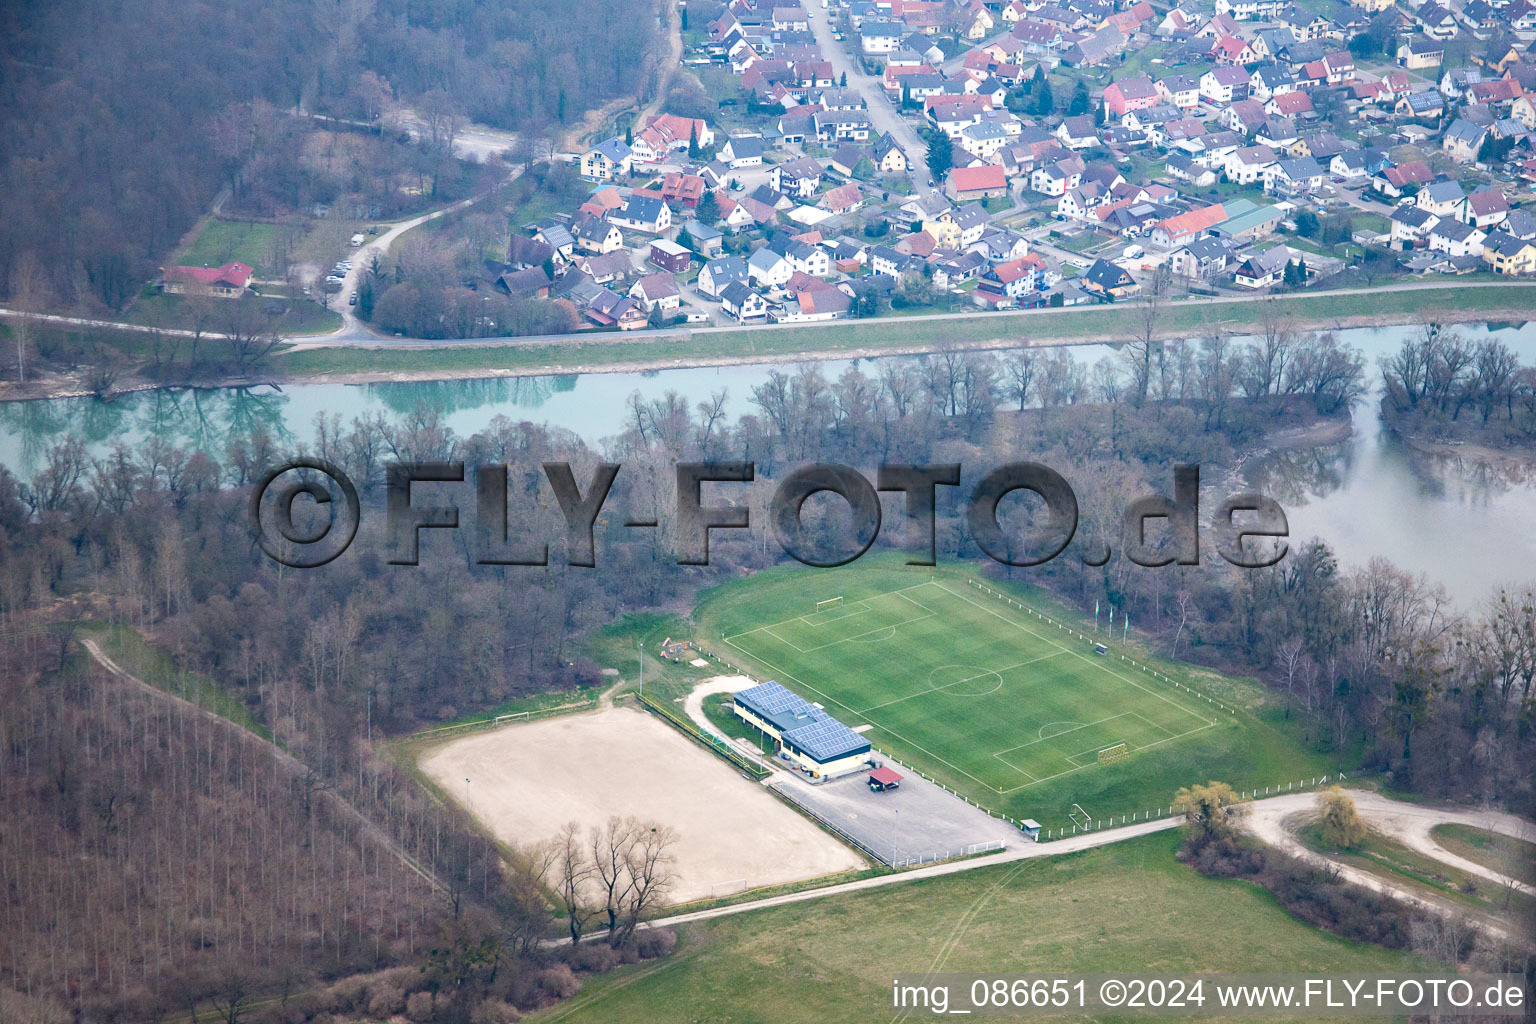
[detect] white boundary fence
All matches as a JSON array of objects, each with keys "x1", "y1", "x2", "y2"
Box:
[
  {"x1": 892, "y1": 839, "x2": 1005, "y2": 868},
  {"x1": 965, "y1": 578, "x2": 1237, "y2": 716},
  {"x1": 1036, "y1": 773, "x2": 1350, "y2": 841}
]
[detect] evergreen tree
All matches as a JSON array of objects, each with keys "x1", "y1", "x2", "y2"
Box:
[
  {"x1": 688, "y1": 123, "x2": 700, "y2": 159},
  {"x1": 1035, "y1": 80, "x2": 1055, "y2": 116},
  {"x1": 923, "y1": 129, "x2": 953, "y2": 179},
  {"x1": 695, "y1": 189, "x2": 721, "y2": 225},
  {"x1": 676, "y1": 226, "x2": 695, "y2": 252},
  {"x1": 840, "y1": 71, "x2": 848, "y2": 86},
  {"x1": 1068, "y1": 80, "x2": 1090, "y2": 116}
]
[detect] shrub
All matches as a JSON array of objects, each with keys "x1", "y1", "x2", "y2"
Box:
[
  {"x1": 405, "y1": 991, "x2": 436, "y2": 1022},
  {"x1": 471, "y1": 997, "x2": 522, "y2": 1024},
  {"x1": 563, "y1": 941, "x2": 622, "y2": 973},
  {"x1": 635, "y1": 927, "x2": 678, "y2": 959},
  {"x1": 535, "y1": 964, "x2": 581, "y2": 1000},
  {"x1": 367, "y1": 984, "x2": 406, "y2": 1017}
]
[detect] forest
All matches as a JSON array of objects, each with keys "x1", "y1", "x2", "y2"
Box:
[
  {"x1": 2, "y1": 322, "x2": 1534, "y2": 1016},
  {"x1": 0, "y1": 0, "x2": 658, "y2": 310}
]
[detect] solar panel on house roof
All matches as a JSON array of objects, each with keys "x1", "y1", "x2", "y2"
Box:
[{"x1": 734, "y1": 680, "x2": 821, "y2": 719}]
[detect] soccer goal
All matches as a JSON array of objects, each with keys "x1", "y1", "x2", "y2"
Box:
[
  {"x1": 1097, "y1": 742, "x2": 1131, "y2": 765},
  {"x1": 710, "y1": 878, "x2": 749, "y2": 898},
  {"x1": 814, "y1": 596, "x2": 844, "y2": 613},
  {"x1": 494, "y1": 711, "x2": 530, "y2": 724}
]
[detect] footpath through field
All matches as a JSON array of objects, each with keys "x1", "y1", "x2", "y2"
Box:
[{"x1": 637, "y1": 792, "x2": 1535, "y2": 937}]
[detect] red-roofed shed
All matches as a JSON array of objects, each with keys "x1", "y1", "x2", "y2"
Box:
[{"x1": 868, "y1": 766, "x2": 904, "y2": 791}]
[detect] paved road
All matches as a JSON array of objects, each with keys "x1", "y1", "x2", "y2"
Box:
[
  {"x1": 5, "y1": 280, "x2": 1535, "y2": 361},
  {"x1": 639, "y1": 790, "x2": 1535, "y2": 938},
  {"x1": 806, "y1": 8, "x2": 934, "y2": 192},
  {"x1": 325, "y1": 193, "x2": 491, "y2": 341}
]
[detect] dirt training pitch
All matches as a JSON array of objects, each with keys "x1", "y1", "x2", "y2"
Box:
[{"x1": 418, "y1": 706, "x2": 866, "y2": 903}]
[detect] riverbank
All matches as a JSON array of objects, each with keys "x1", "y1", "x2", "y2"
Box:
[
  {"x1": 4, "y1": 282, "x2": 1536, "y2": 402},
  {"x1": 274, "y1": 283, "x2": 1536, "y2": 385}
]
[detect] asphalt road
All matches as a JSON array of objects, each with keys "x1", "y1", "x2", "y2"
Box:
[{"x1": 806, "y1": 7, "x2": 934, "y2": 193}]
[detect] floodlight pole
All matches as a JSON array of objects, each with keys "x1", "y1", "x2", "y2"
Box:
[{"x1": 638, "y1": 641, "x2": 644, "y2": 697}]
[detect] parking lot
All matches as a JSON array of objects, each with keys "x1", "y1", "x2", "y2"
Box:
[{"x1": 770, "y1": 756, "x2": 1023, "y2": 866}]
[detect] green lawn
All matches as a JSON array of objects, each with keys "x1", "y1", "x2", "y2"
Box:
[
  {"x1": 175, "y1": 219, "x2": 284, "y2": 279},
  {"x1": 537, "y1": 830, "x2": 1425, "y2": 1024},
  {"x1": 689, "y1": 561, "x2": 1338, "y2": 828},
  {"x1": 273, "y1": 284, "x2": 1536, "y2": 379},
  {"x1": 126, "y1": 289, "x2": 342, "y2": 336}
]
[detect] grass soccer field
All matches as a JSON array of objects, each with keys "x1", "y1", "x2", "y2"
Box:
[{"x1": 697, "y1": 562, "x2": 1337, "y2": 826}]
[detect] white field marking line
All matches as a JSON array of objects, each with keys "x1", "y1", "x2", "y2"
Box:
[
  {"x1": 720, "y1": 631, "x2": 1014, "y2": 793},
  {"x1": 856, "y1": 649, "x2": 1067, "y2": 714},
  {"x1": 934, "y1": 582, "x2": 1213, "y2": 730},
  {"x1": 790, "y1": 611, "x2": 934, "y2": 653},
  {"x1": 991, "y1": 711, "x2": 1138, "y2": 757},
  {"x1": 996, "y1": 722, "x2": 1220, "y2": 793},
  {"x1": 722, "y1": 580, "x2": 938, "y2": 641}
]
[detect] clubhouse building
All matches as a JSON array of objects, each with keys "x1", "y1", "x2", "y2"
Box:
[{"x1": 731, "y1": 681, "x2": 871, "y2": 780}]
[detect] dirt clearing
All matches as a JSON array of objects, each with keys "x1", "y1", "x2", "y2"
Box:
[{"x1": 418, "y1": 705, "x2": 866, "y2": 903}]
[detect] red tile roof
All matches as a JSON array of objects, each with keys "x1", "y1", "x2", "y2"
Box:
[
  {"x1": 163, "y1": 262, "x2": 253, "y2": 288},
  {"x1": 949, "y1": 164, "x2": 1007, "y2": 192}
]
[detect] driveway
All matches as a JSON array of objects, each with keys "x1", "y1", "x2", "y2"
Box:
[{"x1": 806, "y1": 8, "x2": 933, "y2": 191}]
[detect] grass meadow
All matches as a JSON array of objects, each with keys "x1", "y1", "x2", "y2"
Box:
[{"x1": 537, "y1": 830, "x2": 1424, "y2": 1024}]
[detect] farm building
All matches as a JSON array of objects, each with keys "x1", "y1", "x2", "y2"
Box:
[{"x1": 732, "y1": 681, "x2": 871, "y2": 779}]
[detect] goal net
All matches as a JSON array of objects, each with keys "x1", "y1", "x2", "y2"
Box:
[
  {"x1": 1097, "y1": 742, "x2": 1130, "y2": 765},
  {"x1": 814, "y1": 596, "x2": 844, "y2": 613}
]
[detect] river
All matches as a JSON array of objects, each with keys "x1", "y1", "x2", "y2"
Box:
[{"x1": 3, "y1": 323, "x2": 1535, "y2": 605}]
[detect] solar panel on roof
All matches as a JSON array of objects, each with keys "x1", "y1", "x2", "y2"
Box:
[{"x1": 782, "y1": 717, "x2": 871, "y2": 763}]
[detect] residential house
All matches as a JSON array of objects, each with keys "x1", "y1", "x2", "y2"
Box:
[
  {"x1": 1265, "y1": 155, "x2": 1326, "y2": 196},
  {"x1": 1233, "y1": 245, "x2": 1295, "y2": 288},
  {"x1": 1461, "y1": 188, "x2": 1511, "y2": 228},
  {"x1": 747, "y1": 246, "x2": 794, "y2": 288},
  {"x1": 1056, "y1": 115, "x2": 1100, "y2": 150},
  {"x1": 162, "y1": 262, "x2": 252, "y2": 298},
  {"x1": 648, "y1": 238, "x2": 693, "y2": 273},
  {"x1": 947, "y1": 164, "x2": 1009, "y2": 200},
  {"x1": 1169, "y1": 236, "x2": 1237, "y2": 279},
  {"x1": 586, "y1": 288, "x2": 648, "y2": 329},
  {"x1": 1375, "y1": 159, "x2": 1434, "y2": 197},
  {"x1": 874, "y1": 136, "x2": 908, "y2": 173},
  {"x1": 719, "y1": 281, "x2": 770, "y2": 321},
  {"x1": 572, "y1": 214, "x2": 624, "y2": 254},
  {"x1": 659, "y1": 172, "x2": 706, "y2": 209},
  {"x1": 974, "y1": 254, "x2": 1049, "y2": 305},
  {"x1": 1482, "y1": 230, "x2": 1536, "y2": 274},
  {"x1": 771, "y1": 157, "x2": 824, "y2": 198},
  {"x1": 1201, "y1": 66, "x2": 1252, "y2": 105},
  {"x1": 719, "y1": 136, "x2": 766, "y2": 168},
  {"x1": 629, "y1": 273, "x2": 682, "y2": 314},
  {"x1": 580, "y1": 138, "x2": 634, "y2": 181},
  {"x1": 1156, "y1": 74, "x2": 1201, "y2": 110},
  {"x1": 1429, "y1": 218, "x2": 1487, "y2": 257},
  {"x1": 1080, "y1": 258, "x2": 1140, "y2": 298},
  {"x1": 683, "y1": 220, "x2": 723, "y2": 257},
  {"x1": 1417, "y1": 179, "x2": 1467, "y2": 217},
  {"x1": 1413, "y1": 1, "x2": 1459, "y2": 39},
  {"x1": 1152, "y1": 204, "x2": 1228, "y2": 248},
  {"x1": 631, "y1": 114, "x2": 713, "y2": 163},
  {"x1": 822, "y1": 182, "x2": 865, "y2": 214},
  {"x1": 1390, "y1": 205, "x2": 1439, "y2": 247},
  {"x1": 697, "y1": 256, "x2": 750, "y2": 298},
  {"x1": 610, "y1": 195, "x2": 673, "y2": 234},
  {"x1": 1103, "y1": 76, "x2": 1159, "y2": 117}
]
